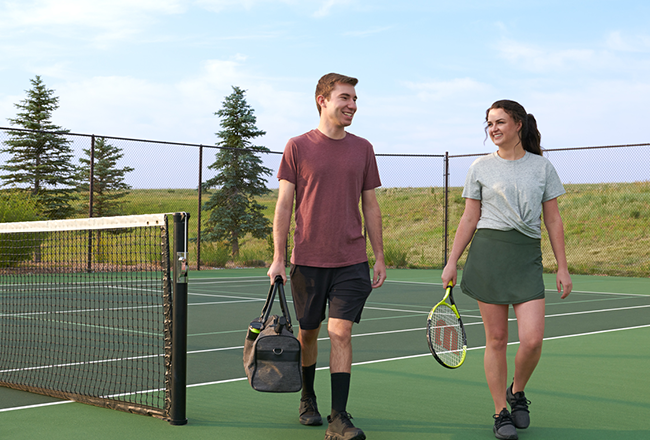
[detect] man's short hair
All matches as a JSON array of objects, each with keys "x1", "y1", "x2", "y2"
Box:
[{"x1": 315, "y1": 73, "x2": 358, "y2": 115}]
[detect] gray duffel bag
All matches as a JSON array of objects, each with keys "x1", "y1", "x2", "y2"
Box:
[{"x1": 243, "y1": 276, "x2": 302, "y2": 392}]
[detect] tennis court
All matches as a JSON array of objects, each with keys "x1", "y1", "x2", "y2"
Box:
[{"x1": 1, "y1": 268, "x2": 649, "y2": 439}]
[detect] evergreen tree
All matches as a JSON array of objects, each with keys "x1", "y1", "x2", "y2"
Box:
[
  {"x1": 1, "y1": 76, "x2": 77, "y2": 219},
  {"x1": 77, "y1": 137, "x2": 134, "y2": 217},
  {"x1": 202, "y1": 86, "x2": 272, "y2": 257}
]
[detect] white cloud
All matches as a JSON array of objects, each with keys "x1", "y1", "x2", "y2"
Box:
[
  {"x1": 0, "y1": 0, "x2": 186, "y2": 44},
  {"x1": 3, "y1": 0, "x2": 185, "y2": 25},
  {"x1": 313, "y1": 0, "x2": 353, "y2": 18},
  {"x1": 50, "y1": 57, "x2": 314, "y2": 149},
  {"x1": 195, "y1": 0, "x2": 353, "y2": 17},
  {"x1": 498, "y1": 39, "x2": 596, "y2": 72},
  {"x1": 343, "y1": 25, "x2": 395, "y2": 38},
  {"x1": 404, "y1": 78, "x2": 492, "y2": 102},
  {"x1": 195, "y1": 0, "x2": 268, "y2": 12},
  {"x1": 606, "y1": 31, "x2": 650, "y2": 53},
  {"x1": 0, "y1": 94, "x2": 21, "y2": 125},
  {"x1": 524, "y1": 79, "x2": 650, "y2": 148}
]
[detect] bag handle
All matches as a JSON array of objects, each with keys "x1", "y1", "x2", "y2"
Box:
[{"x1": 259, "y1": 276, "x2": 294, "y2": 332}]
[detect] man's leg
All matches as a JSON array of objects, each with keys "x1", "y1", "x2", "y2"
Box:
[
  {"x1": 299, "y1": 325, "x2": 321, "y2": 400},
  {"x1": 327, "y1": 318, "x2": 353, "y2": 414},
  {"x1": 325, "y1": 318, "x2": 365, "y2": 439}
]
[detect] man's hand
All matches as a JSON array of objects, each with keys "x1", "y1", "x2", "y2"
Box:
[
  {"x1": 267, "y1": 261, "x2": 287, "y2": 285},
  {"x1": 372, "y1": 259, "x2": 386, "y2": 288}
]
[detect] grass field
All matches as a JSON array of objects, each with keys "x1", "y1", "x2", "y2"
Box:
[{"x1": 88, "y1": 182, "x2": 649, "y2": 277}]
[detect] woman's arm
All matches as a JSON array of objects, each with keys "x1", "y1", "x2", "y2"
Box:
[{"x1": 543, "y1": 197, "x2": 573, "y2": 298}]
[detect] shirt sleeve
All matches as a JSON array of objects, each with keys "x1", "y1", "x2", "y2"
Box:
[
  {"x1": 362, "y1": 144, "x2": 382, "y2": 191},
  {"x1": 542, "y1": 161, "x2": 566, "y2": 202},
  {"x1": 277, "y1": 140, "x2": 297, "y2": 184},
  {"x1": 462, "y1": 160, "x2": 482, "y2": 200}
]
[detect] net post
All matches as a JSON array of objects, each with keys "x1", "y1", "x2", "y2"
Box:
[{"x1": 170, "y1": 212, "x2": 189, "y2": 425}]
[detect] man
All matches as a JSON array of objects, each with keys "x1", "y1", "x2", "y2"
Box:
[{"x1": 267, "y1": 73, "x2": 386, "y2": 440}]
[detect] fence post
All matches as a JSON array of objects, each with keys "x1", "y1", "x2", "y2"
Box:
[
  {"x1": 443, "y1": 151, "x2": 449, "y2": 266},
  {"x1": 196, "y1": 145, "x2": 203, "y2": 270},
  {"x1": 87, "y1": 135, "x2": 95, "y2": 272}
]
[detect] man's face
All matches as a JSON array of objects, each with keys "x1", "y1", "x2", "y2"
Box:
[{"x1": 320, "y1": 83, "x2": 357, "y2": 128}]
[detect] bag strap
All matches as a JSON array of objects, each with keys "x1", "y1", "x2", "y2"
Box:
[
  {"x1": 259, "y1": 276, "x2": 294, "y2": 332},
  {"x1": 259, "y1": 278, "x2": 278, "y2": 323},
  {"x1": 276, "y1": 280, "x2": 293, "y2": 332}
]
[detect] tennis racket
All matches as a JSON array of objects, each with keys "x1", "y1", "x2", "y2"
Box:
[{"x1": 426, "y1": 281, "x2": 467, "y2": 368}]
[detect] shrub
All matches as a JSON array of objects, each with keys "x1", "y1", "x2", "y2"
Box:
[{"x1": 0, "y1": 191, "x2": 42, "y2": 267}]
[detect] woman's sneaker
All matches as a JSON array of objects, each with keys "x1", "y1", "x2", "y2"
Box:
[
  {"x1": 493, "y1": 408, "x2": 518, "y2": 440},
  {"x1": 506, "y1": 383, "x2": 531, "y2": 429},
  {"x1": 324, "y1": 411, "x2": 366, "y2": 440}
]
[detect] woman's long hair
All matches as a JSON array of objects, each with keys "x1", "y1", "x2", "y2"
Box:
[{"x1": 485, "y1": 100, "x2": 542, "y2": 156}]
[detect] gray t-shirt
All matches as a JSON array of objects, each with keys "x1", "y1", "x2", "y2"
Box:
[{"x1": 462, "y1": 151, "x2": 565, "y2": 239}]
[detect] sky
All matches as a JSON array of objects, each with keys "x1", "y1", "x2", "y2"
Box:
[{"x1": 1, "y1": 0, "x2": 649, "y2": 187}]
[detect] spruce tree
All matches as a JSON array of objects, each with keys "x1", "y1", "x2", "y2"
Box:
[
  {"x1": 1, "y1": 76, "x2": 77, "y2": 219},
  {"x1": 202, "y1": 86, "x2": 272, "y2": 257},
  {"x1": 77, "y1": 137, "x2": 134, "y2": 217}
]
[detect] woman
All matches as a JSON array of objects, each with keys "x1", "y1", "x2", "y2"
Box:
[{"x1": 441, "y1": 100, "x2": 572, "y2": 440}]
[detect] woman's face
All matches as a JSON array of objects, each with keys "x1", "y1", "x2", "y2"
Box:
[{"x1": 487, "y1": 108, "x2": 522, "y2": 149}]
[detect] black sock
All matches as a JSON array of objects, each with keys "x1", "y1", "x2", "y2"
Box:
[
  {"x1": 330, "y1": 372, "x2": 351, "y2": 416},
  {"x1": 301, "y1": 364, "x2": 317, "y2": 399}
]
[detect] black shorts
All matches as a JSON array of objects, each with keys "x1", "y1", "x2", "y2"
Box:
[{"x1": 289, "y1": 262, "x2": 373, "y2": 330}]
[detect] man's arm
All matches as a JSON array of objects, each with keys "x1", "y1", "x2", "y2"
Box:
[
  {"x1": 361, "y1": 188, "x2": 386, "y2": 288},
  {"x1": 267, "y1": 179, "x2": 295, "y2": 284}
]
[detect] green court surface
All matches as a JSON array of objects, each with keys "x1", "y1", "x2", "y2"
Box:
[{"x1": 1, "y1": 268, "x2": 649, "y2": 439}]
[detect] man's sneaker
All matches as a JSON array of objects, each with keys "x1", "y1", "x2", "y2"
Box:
[
  {"x1": 299, "y1": 396, "x2": 323, "y2": 426},
  {"x1": 324, "y1": 411, "x2": 366, "y2": 440},
  {"x1": 506, "y1": 383, "x2": 531, "y2": 429},
  {"x1": 493, "y1": 408, "x2": 518, "y2": 440}
]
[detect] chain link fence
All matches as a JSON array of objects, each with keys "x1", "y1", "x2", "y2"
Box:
[{"x1": 1, "y1": 127, "x2": 648, "y2": 277}]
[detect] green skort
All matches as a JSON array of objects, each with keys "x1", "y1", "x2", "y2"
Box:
[{"x1": 460, "y1": 229, "x2": 545, "y2": 305}]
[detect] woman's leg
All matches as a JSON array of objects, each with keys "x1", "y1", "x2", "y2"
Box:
[
  {"x1": 478, "y1": 301, "x2": 511, "y2": 414},
  {"x1": 512, "y1": 298, "x2": 545, "y2": 392}
]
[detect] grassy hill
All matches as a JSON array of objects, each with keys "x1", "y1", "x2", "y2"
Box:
[{"x1": 112, "y1": 182, "x2": 650, "y2": 277}]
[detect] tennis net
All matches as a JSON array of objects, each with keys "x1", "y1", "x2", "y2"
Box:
[{"x1": 0, "y1": 213, "x2": 188, "y2": 423}]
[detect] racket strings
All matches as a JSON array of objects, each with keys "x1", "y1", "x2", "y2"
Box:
[{"x1": 428, "y1": 304, "x2": 464, "y2": 366}]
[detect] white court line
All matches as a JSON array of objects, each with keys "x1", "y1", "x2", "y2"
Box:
[
  {"x1": 546, "y1": 304, "x2": 650, "y2": 318},
  {"x1": 3, "y1": 323, "x2": 649, "y2": 413},
  {"x1": 189, "y1": 292, "x2": 264, "y2": 299},
  {"x1": 188, "y1": 323, "x2": 650, "y2": 384},
  {"x1": 0, "y1": 400, "x2": 73, "y2": 412},
  {"x1": 385, "y1": 279, "x2": 649, "y2": 297},
  {"x1": 189, "y1": 277, "x2": 270, "y2": 285},
  {"x1": 184, "y1": 303, "x2": 650, "y2": 352},
  {"x1": 364, "y1": 305, "x2": 428, "y2": 314},
  {"x1": 3, "y1": 300, "x2": 649, "y2": 413},
  {"x1": 191, "y1": 300, "x2": 261, "y2": 306}
]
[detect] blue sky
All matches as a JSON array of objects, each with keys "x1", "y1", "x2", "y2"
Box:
[{"x1": 1, "y1": 0, "x2": 649, "y2": 162}]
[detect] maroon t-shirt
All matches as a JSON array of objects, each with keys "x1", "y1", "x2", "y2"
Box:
[{"x1": 278, "y1": 129, "x2": 382, "y2": 268}]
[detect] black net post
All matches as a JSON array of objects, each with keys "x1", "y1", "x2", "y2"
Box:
[{"x1": 170, "y1": 212, "x2": 189, "y2": 425}]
